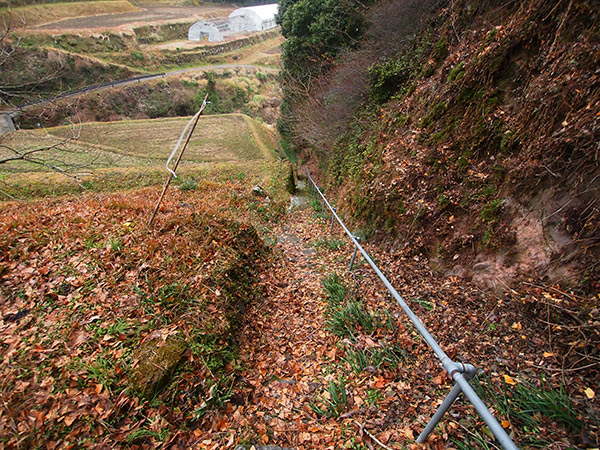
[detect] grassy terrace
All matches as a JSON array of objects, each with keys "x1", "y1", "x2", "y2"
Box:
[
  {"x1": 0, "y1": 0, "x2": 140, "y2": 28},
  {"x1": 0, "y1": 114, "x2": 279, "y2": 199}
]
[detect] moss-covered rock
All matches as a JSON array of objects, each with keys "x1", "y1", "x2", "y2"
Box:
[{"x1": 131, "y1": 332, "x2": 188, "y2": 399}]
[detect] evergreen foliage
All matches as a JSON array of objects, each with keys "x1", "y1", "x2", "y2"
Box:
[
  {"x1": 277, "y1": 0, "x2": 373, "y2": 83},
  {"x1": 276, "y1": 0, "x2": 376, "y2": 144},
  {"x1": 367, "y1": 57, "x2": 413, "y2": 104}
]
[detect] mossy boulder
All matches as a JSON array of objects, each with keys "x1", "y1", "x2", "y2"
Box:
[{"x1": 131, "y1": 332, "x2": 188, "y2": 399}]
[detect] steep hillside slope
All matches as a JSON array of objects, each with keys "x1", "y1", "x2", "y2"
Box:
[{"x1": 282, "y1": 0, "x2": 599, "y2": 293}]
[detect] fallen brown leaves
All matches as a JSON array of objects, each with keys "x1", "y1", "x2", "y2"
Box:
[
  {"x1": 0, "y1": 177, "x2": 281, "y2": 449},
  {"x1": 193, "y1": 205, "x2": 598, "y2": 449},
  {"x1": 1, "y1": 179, "x2": 598, "y2": 449}
]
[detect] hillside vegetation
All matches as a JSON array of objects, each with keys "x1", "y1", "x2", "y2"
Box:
[
  {"x1": 0, "y1": 167, "x2": 288, "y2": 448},
  {"x1": 0, "y1": 46, "x2": 140, "y2": 107},
  {"x1": 15, "y1": 69, "x2": 281, "y2": 128},
  {"x1": 278, "y1": 0, "x2": 599, "y2": 293}
]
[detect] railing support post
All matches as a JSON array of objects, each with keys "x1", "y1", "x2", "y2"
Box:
[
  {"x1": 330, "y1": 207, "x2": 336, "y2": 234},
  {"x1": 348, "y1": 236, "x2": 361, "y2": 271},
  {"x1": 417, "y1": 363, "x2": 477, "y2": 443}
]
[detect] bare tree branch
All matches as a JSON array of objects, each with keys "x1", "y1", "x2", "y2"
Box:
[{"x1": 0, "y1": 13, "x2": 95, "y2": 190}]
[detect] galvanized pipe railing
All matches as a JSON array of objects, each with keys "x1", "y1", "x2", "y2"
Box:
[{"x1": 305, "y1": 171, "x2": 519, "y2": 450}]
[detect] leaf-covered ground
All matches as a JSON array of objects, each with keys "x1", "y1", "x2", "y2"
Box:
[
  {"x1": 0, "y1": 169, "x2": 286, "y2": 448},
  {"x1": 195, "y1": 194, "x2": 599, "y2": 449},
  {"x1": 1, "y1": 174, "x2": 598, "y2": 449}
]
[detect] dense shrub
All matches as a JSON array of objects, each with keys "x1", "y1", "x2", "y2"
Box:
[{"x1": 367, "y1": 57, "x2": 413, "y2": 104}]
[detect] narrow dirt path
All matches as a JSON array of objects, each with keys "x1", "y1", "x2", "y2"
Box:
[
  {"x1": 242, "y1": 115, "x2": 277, "y2": 160},
  {"x1": 199, "y1": 187, "x2": 420, "y2": 449},
  {"x1": 234, "y1": 209, "x2": 335, "y2": 447},
  {"x1": 194, "y1": 179, "x2": 437, "y2": 450},
  {"x1": 196, "y1": 195, "x2": 353, "y2": 449}
]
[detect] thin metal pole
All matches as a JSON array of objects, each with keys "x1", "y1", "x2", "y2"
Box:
[
  {"x1": 417, "y1": 364, "x2": 476, "y2": 443},
  {"x1": 148, "y1": 95, "x2": 208, "y2": 226},
  {"x1": 329, "y1": 207, "x2": 336, "y2": 234},
  {"x1": 418, "y1": 383, "x2": 464, "y2": 443},
  {"x1": 305, "y1": 171, "x2": 519, "y2": 450},
  {"x1": 148, "y1": 171, "x2": 175, "y2": 227},
  {"x1": 349, "y1": 236, "x2": 361, "y2": 271}
]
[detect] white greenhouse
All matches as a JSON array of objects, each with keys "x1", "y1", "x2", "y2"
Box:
[
  {"x1": 228, "y1": 4, "x2": 279, "y2": 33},
  {"x1": 188, "y1": 3, "x2": 279, "y2": 43},
  {"x1": 188, "y1": 19, "x2": 231, "y2": 42}
]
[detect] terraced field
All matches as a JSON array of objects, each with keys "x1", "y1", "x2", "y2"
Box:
[
  {"x1": 0, "y1": 0, "x2": 141, "y2": 28},
  {"x1": 0, "y1": 113, "x2": 279, "y2": 198},
  {"x1": 34, "y1": 5, "x2": 233, "y2": 32},
  {"x1": 3, "y1": 113, "x2": 276, "y2": 169}
]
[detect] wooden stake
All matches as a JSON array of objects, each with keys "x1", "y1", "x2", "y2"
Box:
[{"x1": 148, "y1": 95, "x2": 208, "y2": 226}]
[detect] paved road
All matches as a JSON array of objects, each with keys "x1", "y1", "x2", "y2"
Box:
[
  {"x1": 86, "y1": 64, "x2": 279, "y2": 92},
  {"x1": 3, "y1": 64, "x2": 279, "y2": 115}
]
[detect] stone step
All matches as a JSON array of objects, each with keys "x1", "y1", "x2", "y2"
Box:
[
  {"x1": 288, "y1": 195, "x2": 309, "y2": 212},
  {"x1": 0, "y1": 114, "x2": 16, "y2": 133}
]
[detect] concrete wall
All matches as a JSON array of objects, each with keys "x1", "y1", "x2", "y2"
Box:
[{"x1": 0, "y1": 114, "x2": 16, "y2": 134}]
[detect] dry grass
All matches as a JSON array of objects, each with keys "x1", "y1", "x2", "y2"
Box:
[
  {"x1": 6, "y1": 113, "x2": 272, "y2": 168},
  {"x1": 0, "y1": 0, "x2": 140, "y2": 28},
  {"x1": 0, "y1": 114, "x2": 280, "y2": 199},
  {"x1": 1, "y1": 129, "x2": 142, "y2": 172},
  {"x1": 0, "y1": 159, "x2": 285, "y2": 200}
]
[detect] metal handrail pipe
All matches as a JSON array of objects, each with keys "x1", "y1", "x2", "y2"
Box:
[
  {"x1": 307, "y1": 171, "x2": 453, "y2": 361},
  {"x1": 454, "y1": 373, "x2": 519, "y2": 450},
  {"x1": 306, "y1": 171, "x2": 519, "y2": 450}
]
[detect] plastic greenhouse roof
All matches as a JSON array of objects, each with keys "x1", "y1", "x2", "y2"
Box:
[{"x1": 229, "y1": 4, "x2": 279, "y2": 21}]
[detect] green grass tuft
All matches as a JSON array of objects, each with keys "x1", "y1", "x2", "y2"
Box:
[
  {"x1": 321, "y1": 273, "x2": 348, "y2": 307},
  {"x1": 342, "y1": 343, "x2": 406, "y2": 375},
  {"x1": 177, "y1": 177, "x2": 198, "y2": 192},
  {"x1": 310, "y1": 375, "x2": 348, "y2": 418},
  {"x1": 466, "y1": 374, "x2": 584, "y2": 448},
  {"x1": 326, "y1": 300, "x2": 379, "y2": 338},
  {"x1": 314, "y1": 237, "x2": 345, "y2": 252}
]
